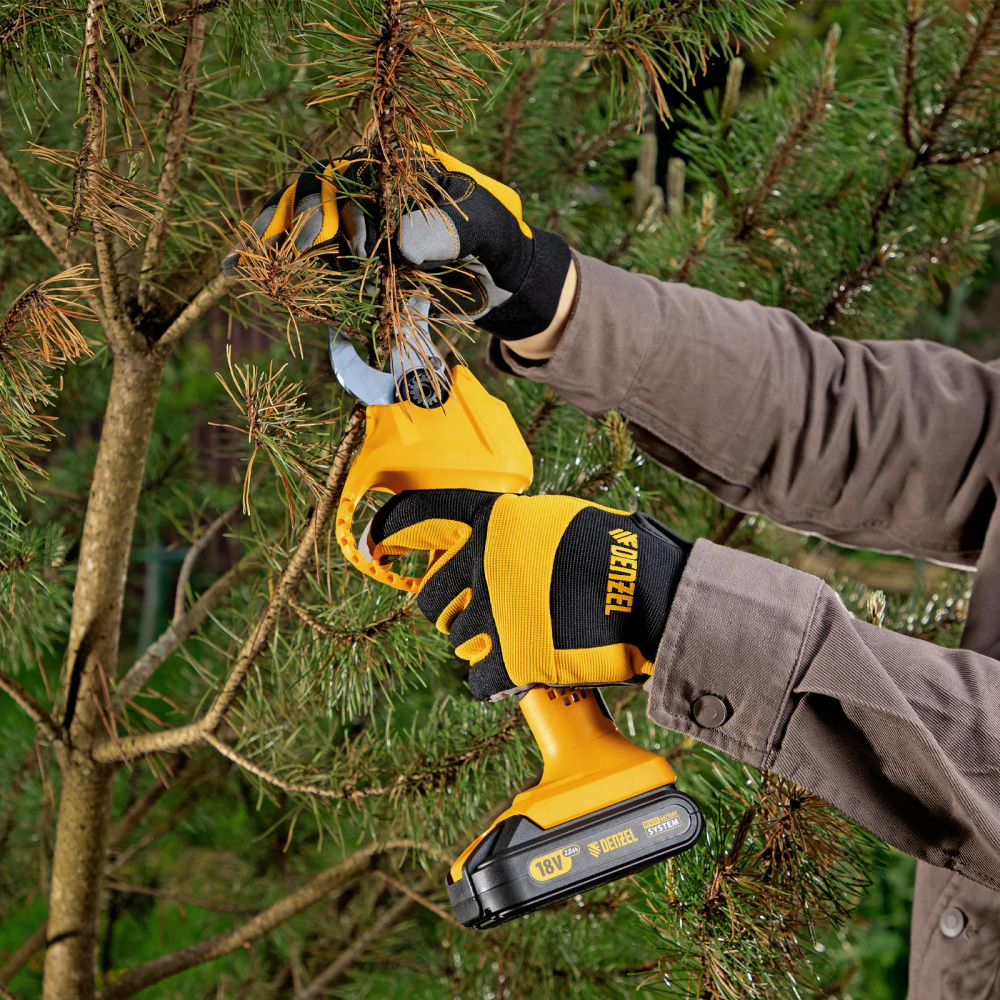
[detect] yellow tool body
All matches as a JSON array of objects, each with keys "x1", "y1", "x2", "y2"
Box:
[
  {"x1": 449, "y1": 686, "x2": 679, "y2": 882},
  {"x1": 334, "y1": 357, "x2": 702, "y2": 929},
  {"x1": 336, "y1": 365, "x2": 532, "y2": 592}
]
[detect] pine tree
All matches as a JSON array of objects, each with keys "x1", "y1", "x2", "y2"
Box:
[{"x1": 0, "y1": 2, "x2": 997, "y2": 998}]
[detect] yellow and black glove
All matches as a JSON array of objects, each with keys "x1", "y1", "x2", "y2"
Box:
[
  {"x1": 368, "y1": 490, "x2": 691, "y2": 700},
  {"x1": 221, "y1": 159, "x2": 355, "y2": 276},
  {"x1": 222, "y1": 148, "x2": 571, "y2": 341}
]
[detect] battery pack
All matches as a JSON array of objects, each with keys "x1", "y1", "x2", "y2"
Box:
[{"x1": 447, "y1": 783, "x2": 702, "y2": 929}]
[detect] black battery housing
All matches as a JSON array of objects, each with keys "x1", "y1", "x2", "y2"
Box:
[{"x1": 447, "y1": 784, "x2": 702, "y2": 929}]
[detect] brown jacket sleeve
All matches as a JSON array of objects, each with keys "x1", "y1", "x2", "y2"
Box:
[{"x1": 495, "y1": 252, "x2": 1000, "y2": 892}]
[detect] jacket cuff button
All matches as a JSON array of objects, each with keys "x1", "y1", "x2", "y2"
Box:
[
  {"x1": 939, "y1": 907, "x2": 967, "y2": 938},
  {"x1": 692, "y1": 694, "x2": 728, "y2": 728}
]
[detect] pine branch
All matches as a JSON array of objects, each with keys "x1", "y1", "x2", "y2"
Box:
[
  {"x1": 76, "y1": 0, "x2": 140, "y2": 353},
  {"x1": 204, "y1": 731, "x2": 392, "y2": 801},
  {"x1": 672, "y1": 190, "x2": 716, "y2": 283},
  {"x1": 498, "y1": 37, "x2": 613, "y2": 52},
  {"x1": 868, "y1": 0, "x2": 999, "y2": 248},
  {"x1": 116, "y1": 549, "x2": 261, "y2": 705},
  {"x1": 922, "y1": 0, "x2": 1000, "y2": 147},
  {"x1": 295, "y1": 895, "x2": 416, "y2": 1000},
  {"x1": 93, "y1": 406, "x2": 366, "y2": 762},
  {"x1": 736, "y1": 25, "x2": 839, "y2": 240},
  {"x1": 812, "y1": 245, "x2": 888, "y2": 329},
  {"x1": 900, "y1": 0, "x2": 924, "y2": 151},
  {"x1": 69, "y1": 0, "x2": 105, "y2": 243},
  {"x1": 498, "y1": 9, "x2": 562, "y2": 183},
  {"x1": 288, "y1": 601, "x2": 413, "y2": 643},
  {"x1": 0, "y1": 669, "x2": 62, "y2": 744},
  {"x1": 203, "y1": 712, "x2": 519, "y2": 805},
  {"x1": 926, "y1": 145, "x2": 1000, "y2": 166},
  {"x1": 138, "y1": 13, "x2": 208, "y2": 312},
  {"x1": 124, "y1": 0, "x2": 229, "y2": 54},
  {"x1": 0, "y1": 143, "x2": 111, "y2": 346},
  {"x1": 95, "y1": 840, "x2": 426, "y2": 1000},
  {"x1": 523, "y1": 388, "x2": 559, "y2": 444}
]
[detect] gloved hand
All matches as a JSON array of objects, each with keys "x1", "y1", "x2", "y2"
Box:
[
  {"x1": 367, "y1": 490, "x2": 690, "y2": 700},
  {"x1": 223, "y1": 147, "x2": 572, "y2": 340},
  {"x1": 221, "y1": 159, "x2": 354, "y2": 276}
]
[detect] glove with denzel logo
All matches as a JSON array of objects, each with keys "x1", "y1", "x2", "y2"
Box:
[
  {"x1": 368, "y1": 490, "x2": 691, "y2": 700},
  {"x1": 221, "y1": 146, "x2": 571, "y2": 340}
]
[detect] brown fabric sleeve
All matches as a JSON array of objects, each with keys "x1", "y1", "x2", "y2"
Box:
[
  {"x1": 648, "y1": 539, "x2": 1000, "y2": 892},
  {"x1": 497, "y1": 252, "x2": 1000, "y2": 567}
]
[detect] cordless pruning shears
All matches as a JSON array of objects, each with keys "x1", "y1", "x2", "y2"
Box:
[{"x1": 330, "y1": 305, "x2": 703, "y2": 929}]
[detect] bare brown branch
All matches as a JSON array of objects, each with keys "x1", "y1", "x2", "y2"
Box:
[
  {"x1": 202, "y1": 713, "x2": 519, "y2": 811},
  {"x1": 172, "y1": 502, "x2": 242, "y2": 624},
  {"x1": 96, "y1": 841, "x2": 427, "y2": 1000},
  {"x1": 105, "y1": 880, "x2": 261, "y2": 915},
  {"x1": 138, "y1": 14, "x2": 208, "y2": 311},
  {"x1": 73, "y1": 0, "x2": 140, "y2": 353},
  {"x1": 295, "y1": 896, "x2": 416, "y2": 1000},
  {"x1": 116, "y1": 550, "x2": 260, "y2": 705},
  {"x1": 0, "y1": 978, "x2": 24, "y2": 999},
  {"x1": 0, "y1": 669, "x2": 62, "y2": 744},
  {"x1": 154, "y1": 271, "x2": 235, "y2": 358},
  {"x1": 0, "y1": 917, "x2": 46, "y2": 985},
  {"x1": 0, "y1": 147, "x2": 75, "y2": 270},
  {"x1": 374, "y1": 871, "x2": 458, "y2": 925},
  {"x1": 203, "y1": 732, "x2": 395, "y2": 801},
  {"x1": 93, "y1": 406, "x2": 366, "y2": 762}
]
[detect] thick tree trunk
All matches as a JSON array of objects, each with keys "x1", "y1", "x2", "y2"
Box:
[{"x1": 43, "y1": 351, "x2": 164, "y2": 1000}]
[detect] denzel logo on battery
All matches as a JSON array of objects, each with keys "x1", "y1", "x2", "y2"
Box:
[{"x1": 588, "y1": 827, "x2": 638, "y2": 857}]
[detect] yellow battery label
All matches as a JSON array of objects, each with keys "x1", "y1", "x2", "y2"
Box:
[{"x1": 529, "y1": 844, "x2": 579, "y2": 883}]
